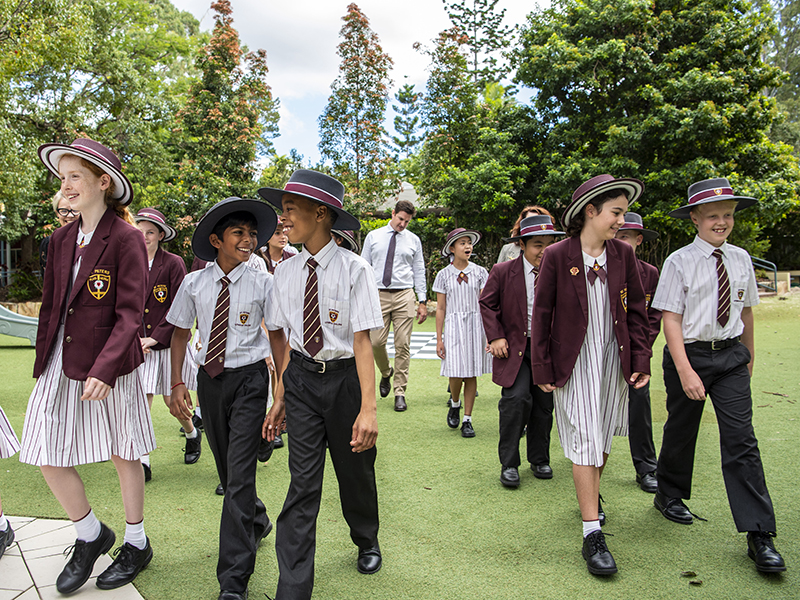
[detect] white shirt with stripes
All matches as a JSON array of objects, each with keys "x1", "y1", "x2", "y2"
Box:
[
  {"x1": 361, "y1": 223, "x2": 427, "y2": 301},
  {"x1": 269, "y1": 237, "x2": 383, "y2": 361},
  {"x1": 652, "y1": 236, "x2": 759, "y2": 343},
  {"x1": 167, "y1": 260, "x2": 278, "y2": 369},
  {"x1": 523, "y1": 255, "x2": 536, "y2": 337}
]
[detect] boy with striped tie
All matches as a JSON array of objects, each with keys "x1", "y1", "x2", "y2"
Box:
[
  {"x1": 167, "y1": 197, "x2": 287, "y2": 600},
  {"x1": 259, "y1": 170, "x2": 383, "y2": 600},
  {"x1": 652, "y1": 178, "x2": 785, "y2": 573}
]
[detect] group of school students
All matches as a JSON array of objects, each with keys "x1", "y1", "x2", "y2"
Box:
[{"x1": 0, "y1": 137, "x2": 786, "y2": 600}]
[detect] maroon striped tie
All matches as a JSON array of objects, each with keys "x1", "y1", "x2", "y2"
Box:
[
  {"x1": 713, "y1": 249, "x2": 730, "y2": 327},
  {"x1": 204, "y1": 276, "x2": 231, "y2": 378},
  {"x1": 304, "y1": 258, "x2": 323, "y2": 357}
]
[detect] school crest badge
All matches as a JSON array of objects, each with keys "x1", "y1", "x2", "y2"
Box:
[
  {"x1": 645, "y1": 293, "x2": 652, "y2": 310},
  {"x1": 329, "y1": 309, "x2": 339, "y2": 323},
  {"x1": 714, "y1": 188, "x2": 723, "y2": 195},
  {"x1": 737, "y1": 289, "x2": 744, "y2": 300},
  {"x1": 239, "y1": 312, "x2": 250, "y2": 325},
  {"x1": 153, "y1": 284, "x2": 168, "y2": 303},
  {"x1": 570, "y1": 267, "x2": 579, "y2": 276},
  {"x1": 88, "y1": 270, "x2": 111, "y2": 300},
  {"x1": 620, "y1": 288, "x2": 628, "y2": 313}
]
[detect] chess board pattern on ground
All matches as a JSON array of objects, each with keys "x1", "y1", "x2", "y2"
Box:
[{"x1": 386, "y1": 332, "x2": 438, "y2": 360}]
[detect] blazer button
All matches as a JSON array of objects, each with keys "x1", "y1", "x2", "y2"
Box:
[
  {"x1": 145, "y1": 308, "x2": 149, "y2": 314},
  {"x1": 518, "y1": 351, "x2": 523, "y2": 357},
  {"x1": 146, "y1": 324, "x2": 152, "y2": 329},
  {"x1": 614, "y1": 320, "x2": 618, "y2": 325},
  {"x1": 68, "y1": 308, "x2": 74, "y2": 315},
  {"x1": 66, "y1": 336, "x2": 72, "y2": 343},
  {"x1": 620, "y1": 345, "x2": 624, "y2": 351}
]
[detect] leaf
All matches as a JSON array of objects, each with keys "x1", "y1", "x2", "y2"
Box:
[{"x1": 681, "y1": 571, "x2": 697, "y2": 577}]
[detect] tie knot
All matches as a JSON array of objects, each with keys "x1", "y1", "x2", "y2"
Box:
[
  {"x1": 220, "y1": 276, "x2": 231, "y2": 288},
  {"x1": 712, "y1": 248, "x2": 723, "y2": 260},
  {"x1": 307, "y1": 257, "x2": 319, "y2": 271}
]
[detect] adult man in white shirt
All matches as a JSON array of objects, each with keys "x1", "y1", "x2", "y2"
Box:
[{"x1": 361, "y1": 200, "x2": 428, "y2": 411}]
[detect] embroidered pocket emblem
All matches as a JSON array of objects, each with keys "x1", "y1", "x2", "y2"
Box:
[
  {"x1": 88, "y1": 270, "x2": 111, "y2": 300},
  {"x1": 737, "y1": 290, "x2": 744, "y2": 300},
  {"x1": 620, "y1": 288, "x2": 628, "y2": 313},
  {"x1": 239, "y1": 312, "x2": 250, "y2": 325},
  {"x1": 329, "y1": 309, "x2": 339, "y2": 323},
  {"x1": 645, "y1": 293, "x2": 651, "y2": 310},
  {"x1": 570, "y1": 267, "x2": 579, "y2": 276},
  {"x1": 153, "y1": 284, "x2": 168, "y2": 303}
]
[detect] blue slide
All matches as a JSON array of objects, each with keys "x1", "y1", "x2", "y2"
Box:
[{"x1": 0, "y1": 304, "x2": 38, "y2": 346}]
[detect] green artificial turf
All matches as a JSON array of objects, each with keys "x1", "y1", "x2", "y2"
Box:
[{"x1": 1, "y1": 296, "x2": 798, "y2": 599}]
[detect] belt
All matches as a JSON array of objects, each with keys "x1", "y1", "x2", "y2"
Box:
[
  {"x1": 379, "y1": 288, "x2": 410, "y2": 293},
  {"x1": 686, "y1": 337, "x2": 740, "y2": 351},
  {"x1": 290, "y1": 349, "x2": 355, "y2": 374}
]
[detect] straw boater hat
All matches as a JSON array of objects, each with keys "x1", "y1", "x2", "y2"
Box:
[
  {"x1": 669, "y1": 177, "x2": 757, "y2": 219},
  {"x1": 619, "y1": 212, "x2": 658, "y2": 242},
  {"x1": 38, "y1": 138, "x2": 134, "y2": 206},
  {"x1": 258, "y1": 169, "x2": 359, "y2": 231},
  {"x1": 441, "y1": 228, "x2": 481, "y2": 258},
  {"x1": 503, "y1": 215, "x2": 565, "y2": 243},
  {"x1": 135, "y1": 208, "x2": 177, "y2": 242},
  {"x1": 192, "y1": 197, "x2": 278, "y2": 262},
  {"x1": 332, "y1": 229, "x2": 360, "y2": 253},
  {"x1": 561, "y1": 174, "x2": 644, "y2": 228}
]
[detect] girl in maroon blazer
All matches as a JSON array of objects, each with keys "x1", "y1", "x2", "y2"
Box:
[
  {"x1": 19, "y1": 139, "x2": 154, "y2": 593},
  {"x1": 532, "y1": 175, "x2": 651, "y2": 576}
]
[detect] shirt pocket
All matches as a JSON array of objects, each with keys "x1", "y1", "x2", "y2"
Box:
[
  {"x1": 730, "y1": 280, "x2": 748, "y2": 304},
  {"x1": 320, "y1": 297, "x2": 350, "y2": 331},
  {"x1": 232, "y1": 302, "x2": 258, "y2": 329}
]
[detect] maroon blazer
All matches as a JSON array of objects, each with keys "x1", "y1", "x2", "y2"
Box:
[
  {"x1": 479, "y1": 254, "x2": 531, "y2": 388},
  {"x1": 637, "y1": 258, "x2": 662, "y2": 348},
  {"x1": 34, "y1": 209, "x2": 148, "y2": 387},
  {"x1": 140, "y1": 247, "x2": 187, "y2": 350},
  {"x1": 265, "y1": 249, "x2": 296, "y2": 274},
  {"x1": 531, "y1": 236, "x2": 651, "y2": 387}
]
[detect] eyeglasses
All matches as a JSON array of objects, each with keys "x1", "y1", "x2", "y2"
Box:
[{"x1": 57, "y1": 208, "x2": 80, "y2": 217}]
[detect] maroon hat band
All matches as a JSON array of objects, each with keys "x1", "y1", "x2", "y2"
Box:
[
  {"x1": 688, "y1": 186, "x2": 734, "y2": 205},
  {"x1": 138, "y1": 209, "x2": 167, "y2": 225},
  {"x1": 284, "y1": 182, "x2": 343, "y2": 208},
  {"x1": 621, "y1": 222, "x2": 643, "y2": 230},
  {"x1": 519, "y1": 222, "x2": 557, "y2": 235}
]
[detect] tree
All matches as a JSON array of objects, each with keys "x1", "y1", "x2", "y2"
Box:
[
  {"x1": 258, "y1": 149, "x2": 306, "y2": 190},
  {"x1": 515, "y1": 0, "x2": 800, "y2": 263},
  {"x1": 391, "y1": 81, "x2": 422, "y2": 159},
  {"x1": 318, "y1": 3, "x2": 397, "y2": 216},
  {"x1": 762, "y1": 0, "x2": 800, "y2": 153},
  {"x1": 441, "y1": 0, "x2": 515, "y2": 87}
]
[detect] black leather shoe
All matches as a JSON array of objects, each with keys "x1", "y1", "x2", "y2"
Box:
[
  {"x1": 654, "y1": 492, "x2": 693, "y2": 524},
  {"x1": 142, "y1": 462, "x2": 152, "y2": 482},
  {"x1": 379, "y1": 368, "x2": 393, "y2": 398},
  {"x1": 215, "y1": 483, "x2": 224, "y2": 496},
  {"x1": 184, "y1": 430, "x2": 202, "y2": 464},
  {"x1": 357, "y1": 543, "x2": 382, "y2": 574},
  {"x1": 747, "y1": 531, "x2": 786, "y2": 573},
  {"x1": 460, "y1": 420, "x2": 475, "y2": 437},
  {"x1": 582, "y1": 530, "x2": 617, "y2": 575},
  {"x1": 96, "y1": 538, "x2": 153, "y2": 589},
  {"x1": 258, "y1": 435, "x2": 274, "y2": 463},
  {"x1": 636, "y1": 471, "x2": 657, "y2": 493},
  {"x1": 56, "y1": 523, "x2": 116, "y2": 594},
  {"x1": 500, "y1": 466, "x2": 520, "y2": 488},
  {"x1": 394, "y1": 395, "x2": 407, "y2": 412},
  {"x1": 255, "y1": 518, "x2": 273, "y2": 547},
  {"x1": 532, "y1": 464, "x2": 553, "y2": 479},
  {"x1": 273, "y1": 434, "x2": 284, "y2": 448},
  {"x1": 218, "y1": 590, "x2": 248, "y2": 600},
  {"x1": 0, "y1": 524, "x2": 14, "y2": 560},
  {"x1": 598, "y1": 495, "x2": 606, "y2": 527},
  {"x1": 447, "y1": 401, "x2": 460, "y2": 428}
]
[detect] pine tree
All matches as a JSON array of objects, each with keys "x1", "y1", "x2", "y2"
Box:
[{"x1": 391, "y1": 82, "x2": 422, "y2": 159}]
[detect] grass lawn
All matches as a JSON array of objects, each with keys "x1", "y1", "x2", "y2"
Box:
[{"x1": 1, "y1": 295, "x2": 798, "y2": 599}]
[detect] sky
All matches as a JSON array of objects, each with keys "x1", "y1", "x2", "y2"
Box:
[{"x1": 170, "y1": 0, "x2": 547, "y2": 165}]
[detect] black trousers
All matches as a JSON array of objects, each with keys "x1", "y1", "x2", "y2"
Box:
[
  {"x1": 275, "y1": 356, "x2": 379, "y2": 600},
  {"x1": 198, "y1": 362, "x2": 270, "y2": 593},
  {"x1": 657, "y1": 343, "x2": 776, "y2": 532},
  {"x1": 628, "y1": 381, "x2": 658, "y2": 475},
  {"x1": 498, "y1": 346, "x2": 554, "y2": 469}
]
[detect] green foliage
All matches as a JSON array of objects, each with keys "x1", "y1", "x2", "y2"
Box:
[
  {"x1": 4, "y1": 267, "x2": 42, "y2": 302},
  {"x1": 258, "y1": 149, "x2": 306, "y2": 190},
  {"x1": 762, "y1": 0, "x2": 800, "y2": 154},
  {"x1": 514, "y1": 0, "x2": 800, "y2": 263},
  {"x1": 318, "y1": 3, "x2": 398, "y2": 217},
  {"x1": 391, "y1": 81, "x2": 422, "y2": 159}
]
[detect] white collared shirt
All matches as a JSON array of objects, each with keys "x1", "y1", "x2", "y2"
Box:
[
  {"x1": 523, "y1": 255, "x2": 537, "y2": 337},
  {"x1": 361, "y1": 223, "x2": 427, "y2": 301},
  {"x1": 652, "y1": 236, "x2": 759, "y2": 343},
  {"x1": 167, "y1": 260, "x2": 278, "y2": 368},
  {"x1": 269, "y1": 238, "x2": 383, "y2": 360}
]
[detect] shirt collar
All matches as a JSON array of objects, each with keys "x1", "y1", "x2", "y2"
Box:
[
  {"x1": 583, "y1": 249, "x2": 606, "y2": 269},
  {"x1": 301, "y1": 237, "x2": 338, "y2": 270},
  {"x1": 386, "y1": 223, "x2": 405, "y2": 236},
  {"x1": 522, "y1": 255, "x2": 537, "y2": 274},
  {"x1": 692, "y1": 235, "x2": 727, "y2": 258},
  {"x1": 212, "y1": 259, "x2": 247, "y2": 283}
]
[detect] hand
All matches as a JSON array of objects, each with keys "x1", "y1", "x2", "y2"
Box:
[
  {"x1": 416, "y1": 302, "x2": 428, "y2": 325},
  {"x1": 81, "y1": 377, "x2": 111, "y2": 401},
  {"x1": 140, "y1": 337, "x2": 158, "y2": 354},
  {"x1": 630, "y1": 372, "x2": 651, "y2": 389},
  {"x1": 350, "y1": 408, "x2": 378, "y2": 453},
  {"x1": 489, "y1": 338, "x2": 508, "y2": 359},
  {"x1": 265, "y1": 355, "x2": 275, "y2": 374},
  {"x1": 436, "y1": 339, "x2": 445, "y2": 359},
  {"x1": 538, "y1": 383, "x2": 557, "y2": 393},
  {"x1": 168, "y1": 384, "x2": 194, "y2": 420},
  {"x1": 678, "y1": 367, "x2": 706, "y2": 401},
  {"x1": 263, "y1": 398, "x2": 286, "y2": 442}
]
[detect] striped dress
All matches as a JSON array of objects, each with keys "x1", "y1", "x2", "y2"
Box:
[
  {"x1": 553, "y1": 250, "x2": 628, "y2": 467},
  {"x1": 433, "y1": 263, "x2": 492, "y2": 378},
  {"x1": 139, "y1": 349, "x2": 171, "y2": 396},
  {"x1": 0, "y1": 406, "x2": 20, "y2": 458}
]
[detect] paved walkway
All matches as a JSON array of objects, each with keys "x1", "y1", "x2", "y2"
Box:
[{"x1": 0, "y1": 516, "x2": 144, "y2": 600}]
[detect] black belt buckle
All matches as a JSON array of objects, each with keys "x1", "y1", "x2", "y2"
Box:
[
  {"x1": 711, "y1": 340, "x2": 723, "y2": 351},
  {"x1": 313, "y1": 358, "x2": 326, "y2": 374}
]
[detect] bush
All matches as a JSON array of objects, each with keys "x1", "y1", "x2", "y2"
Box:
[{"x1": 4, "y1": 266, "x2": 43, "y2": 302}]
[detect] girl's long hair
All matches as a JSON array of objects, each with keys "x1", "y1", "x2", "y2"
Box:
[{"x1": 80, "y1": 158, "x2": 135, "y2": 226}]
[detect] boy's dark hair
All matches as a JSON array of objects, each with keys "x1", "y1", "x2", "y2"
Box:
[
  {"x1": 394, "y1": 200, "x2": 416, "y2": 217},
  {"x1": 566, "y1": 188, "x2": 629, "y2": 237},
  {"x1": 212, "y1": 211, "x2": 258, "y2": 241}
]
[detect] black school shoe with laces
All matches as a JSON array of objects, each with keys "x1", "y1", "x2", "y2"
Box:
[
  {"x1": 747, "y1": 531, "x2": 786, "y2": 573},
  {"x1": 447, "y1": 400, "x2": 460, "y2": 428},
  {"x1": 0, "y1": 524, "x2": 14, "y2": 560},
  {"x1": 582, "y1": 530, "x2": 617, "y2": 575},
  {"x1": 56, "y1": 523, "x2": 116, "y2": 594},
  {"x1": 460, "y1": 420, "x2": 475, "y2": 437},
  {"x1": 96, "y1": 538, "x2": 153, "y2": 589}
]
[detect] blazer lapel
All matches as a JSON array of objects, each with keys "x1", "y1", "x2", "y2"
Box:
[
  {"x1": 510, "y1": 254, "x2": 527, "y2": 324},
  {"x1": 68, "y1": 209, "x2": 113, "y2": 306},
  {"x1": 148, "y1": 247, "x2": 164, "y2": 291},
  {"x1": 605, "y1": 240, "x2": 621, "y2": 321},
  {"x1": 566, "y1": 236, "x2": 589, "y2": 326}
]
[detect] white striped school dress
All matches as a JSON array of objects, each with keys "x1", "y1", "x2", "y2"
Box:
[
  {"x1": 553, "y1": 250, "x2": 628, "y2": 467},
  {"x1": 138, "y1": 348, "x2": 171, "y2": 395},
  {"x1": 181, "y1": 330, "x2": 202, "y2": 392},
  {"x1": 0, "y1": 406, "x2": 20, "y2": 458},
  {"x1": 432, "y1": 263, "x2": 492, "y2": 378}
]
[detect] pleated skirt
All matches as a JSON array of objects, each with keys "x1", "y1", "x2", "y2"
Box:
[{"x1": 138, "y1": 347, "x2": 171, "y2": 396}]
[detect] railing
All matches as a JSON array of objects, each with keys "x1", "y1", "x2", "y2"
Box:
[{"x1": 752, "y1": 257, "x2": 777, "y2": 293}]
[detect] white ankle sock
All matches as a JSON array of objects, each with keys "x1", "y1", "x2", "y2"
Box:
[
  {"x1": 74, "y1": 509, "x2": 101, "y2": 542},
  {"x1": 0, "y1": 512, "x2": 8, "y2": 531},
  {"x1": 185, "y1": 427, "x2": 198, "y2": 439},
  {"x1": 140, "y1": 454, "x2": 150, "y2": 467},
  {"x1": 583, "y1": 520, "x2": 601, "y2": 537},
  {"x1": 195, "y1": 406, "x2": 202, "y2": 419},
  {"x1": 463, "y1": 415, "x2": 472, "y2": 422},
  {"x1": 124, "y1": 520, "x2": 147, "y2": 550},
  {"x1": 451, "y1": 400, "x2": 461, "y2": 408}
]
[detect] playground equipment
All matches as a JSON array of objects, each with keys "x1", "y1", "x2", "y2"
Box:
[{"x1": 0, "y1": 304, "x2": 38, "y2": 345}]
